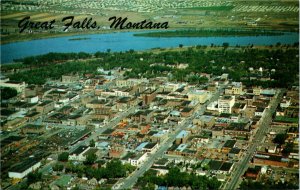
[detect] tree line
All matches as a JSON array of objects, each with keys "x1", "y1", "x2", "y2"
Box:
[
  {"x1": 137, "y1": 167, "x2": 221, "y2": 190},
  {"x1": 6, "y1": 46, "x2": 299, "y2": 88}
]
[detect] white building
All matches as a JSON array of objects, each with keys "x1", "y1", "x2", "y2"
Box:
[
  {"x1": 0, "y1": 80, "x2": 26, "y2": 93},
  {"x1": 68, "y1": 146, "x2": 90, "y2": 161},
  {"x1": 129, "y1": 153, "x2": 148, "y2": 166},
  {"x1": 27, "y1": 96, "x2": 39, "y2": 103},
  {"x1": 8, "y1": 159, "x2": 41, "y2": 179},
  {"x1": 218, "y1": 96, "x2": 235, "y2": 113},
  {"x1": 207, "y1": 101, "x2": 218, "y2": 111},
  {"x1": 280, "y1": 97, "x2": 291, "y2": 108}
]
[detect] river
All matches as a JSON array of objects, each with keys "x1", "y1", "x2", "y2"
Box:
[{"x1": 1, "y1": 31, "x2": 298, "y2": 64}]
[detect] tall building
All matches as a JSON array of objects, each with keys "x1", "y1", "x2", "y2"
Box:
[{"x1": 218, "y1": 96, "x2": 235, "y2": 113}]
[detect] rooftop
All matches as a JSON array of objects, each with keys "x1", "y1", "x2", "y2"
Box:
[
  {"x1": 223, "y1": 140, "x2": 236, "y2": 148},
  {"x1": 144, "y1": 142, "x2": 157, "y2": 149},
  {"x1": 219, "y1": 162, "x2": 233, "y2": 171},
  {"x1": 9, "y1": 158, "x2": 41, "y2": 173},
  {"x1": 176, "y1": 130, "x2": 189, "y2": 139},
  {"x1": 70, "y1": 146, "x2": 89, "y2": 155},
  {"x1": 38, "y1": 100, "x2": 53, "y2": 106}
]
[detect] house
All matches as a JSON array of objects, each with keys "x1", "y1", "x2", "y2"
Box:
[{"x1": 36, "y1": 100, "x2": 54, "y2": 114}]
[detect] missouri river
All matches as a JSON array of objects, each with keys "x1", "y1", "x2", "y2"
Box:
[{"x1": 1, "y1": 31, "x2": 298, "y2": 64}]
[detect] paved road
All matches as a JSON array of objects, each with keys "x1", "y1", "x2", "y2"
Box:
[
  {"x1": 223, "y1": 89, "x2": 284, "y2": 190},
  {"x1": 115, "y1": 85, "x2": 225, "y2": 190}
]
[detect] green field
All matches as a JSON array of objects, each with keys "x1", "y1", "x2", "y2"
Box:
[{"x1": 183, "y1": 6, "x2": 234, "y2": 11}]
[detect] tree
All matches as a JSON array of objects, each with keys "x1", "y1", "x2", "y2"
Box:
[
  {"x1": 239, "y1": 179, "x2": 265, "y2": 190},
  {"x1": 123, "y1": 163, "x2": 136, "y2": 173},
  {"x1": 89, "y1": 139, "x2": 95, "y2": 147},
  {"x1": 208, "y1": 176, "x2": 221, "y2": 189},
  {"x1": 53, "y1": 163, "x2": 64, "y2": 171},
  {"x1": 27, "y1": 171, "x2": 42, "y2": 184},
  {"x1": 282, "y1": 142, "x2": 294, "y2": 154},
  {"x1": 0, "y1": 87, "x2": 17, "y2": 100},
  {"x1": 84, "y1": 152, "x2": 97, "y2": 165},
  {"x1": 273, "y1": 133, "x2": 287, "y2": 145},
  {"x1": 58, "y1": 152, "x2": 69, "y2": 162},
  {"x1": 106, "y1": 159, "x2": 126, "y2": 178},
  {"x1": 223, "y1": 42, "x2": 229, "y2": 48}
]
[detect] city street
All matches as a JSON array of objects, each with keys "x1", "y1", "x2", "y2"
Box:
[
  {"x1": 115, "y1": 85, "x2": 225, "y2": 189},
  {"x1": 223, "y1": 89, "x2": 284, "y2": 190}
]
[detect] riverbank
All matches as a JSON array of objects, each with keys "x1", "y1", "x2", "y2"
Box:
[
  {"x1": 133, "y1": 29, "x2": 286, "y2": 38},
  {"x1": 1, "y1": 30, "x2": 116, "y2": 45}
]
